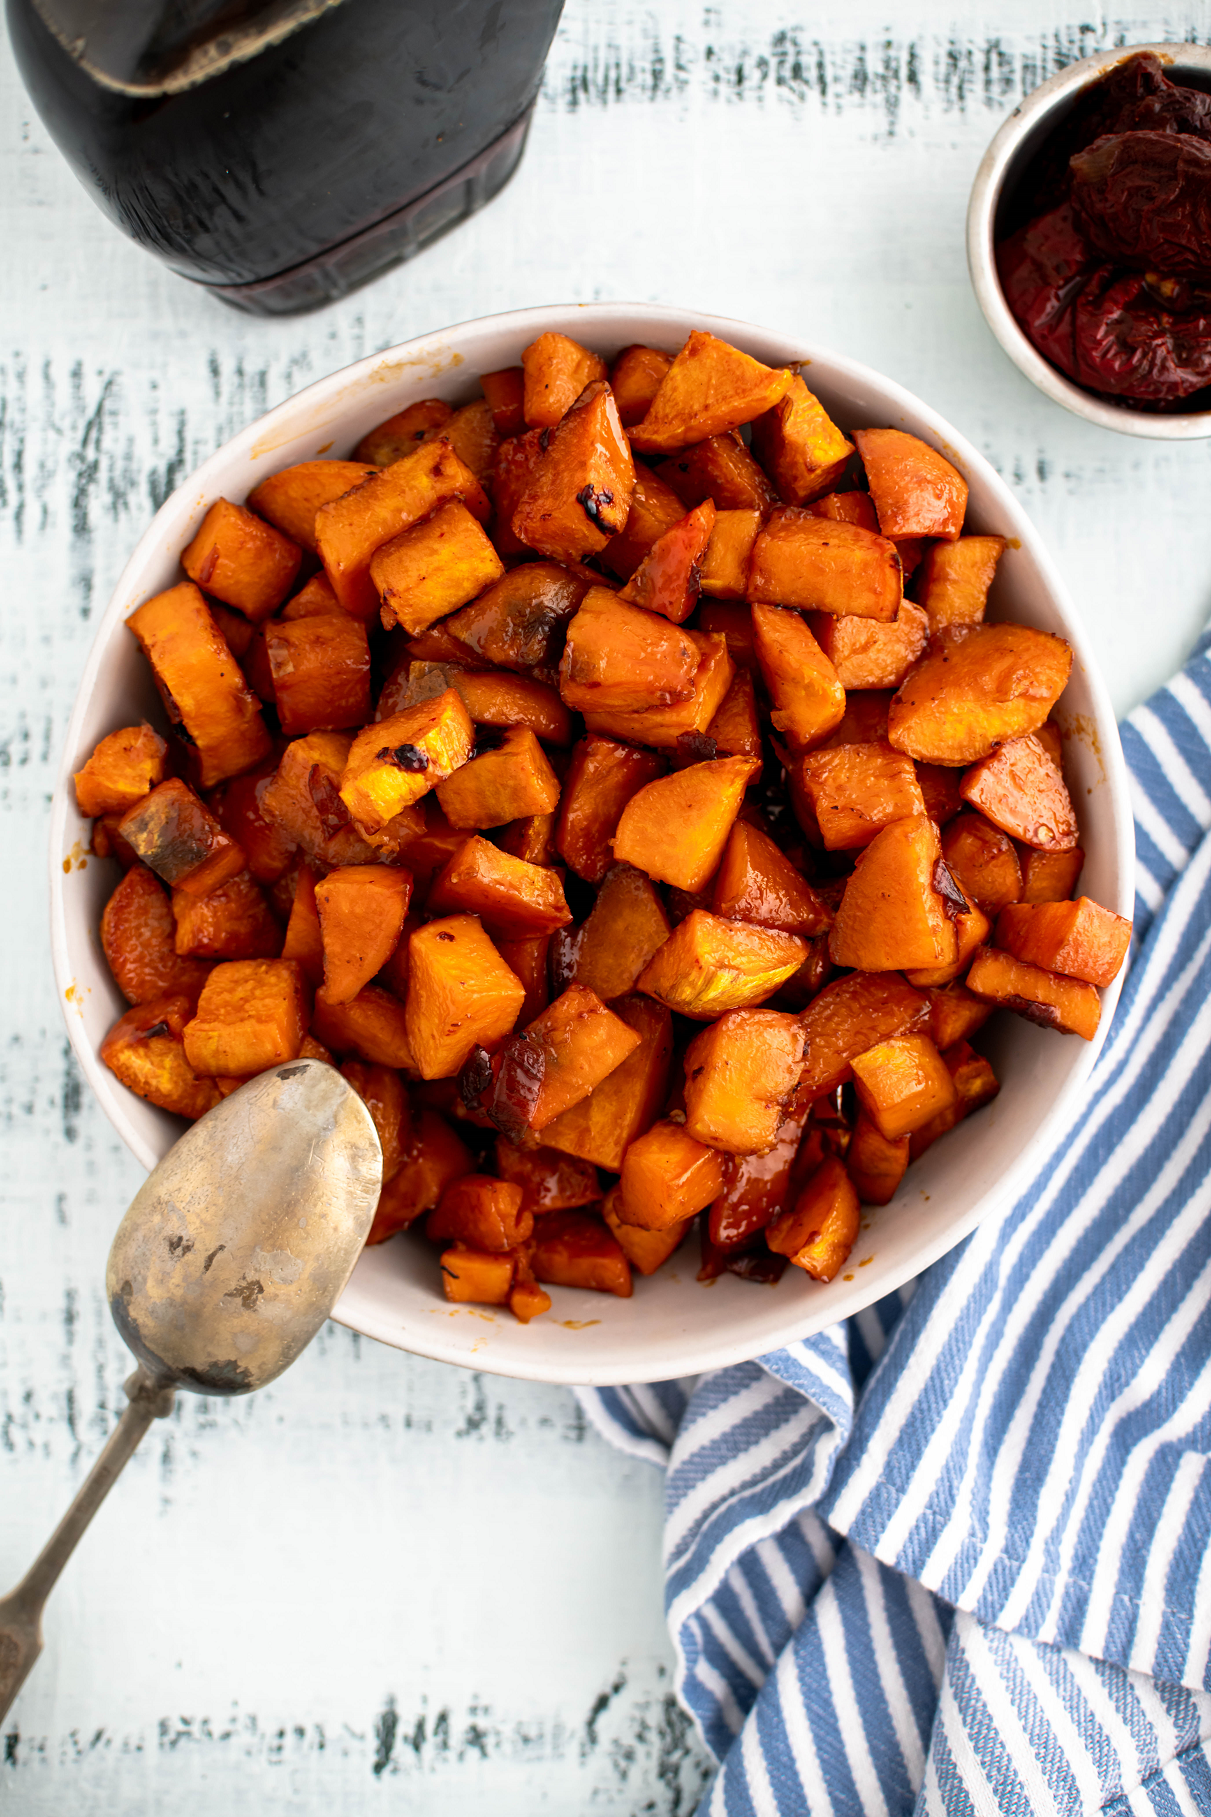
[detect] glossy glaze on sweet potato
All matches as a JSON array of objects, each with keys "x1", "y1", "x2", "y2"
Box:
[
  {"x1": 995, "y1": 898, "x2": 1131, "y2": 988},
  {"x1": 854, "y1": 429, "x2": 968, "y2": 541},
  {"x1": 797, "y1": 972, "x2": 929, "y2": 1101},
  {"x1": 959, "y1": 732, "x2": 1079, "y2": 852},
  {"x1": 74, "y1": 723, "x2": 167, "y2": 819},
  {"x1": 613, "y1": 756, "x2": 759, "y2": 892},
  {"x1": 630, "y1": 332, "x2": 792, "y2": 454},
  {"x1": 829, "y1": 816, "x2": 957, "y2": 972},
  {"x1": 750, "y1": 375, "x2": 853, "y2": 505},
  {"x1": 748, "y1": 513, "x2": 902, "y2": 621},
  {"x1": 888, "y1": 625, "x2": 1073, "y2": 764},
  {"x1": 683, "y1": 1007, "x2": 805, "y2": 1155}
]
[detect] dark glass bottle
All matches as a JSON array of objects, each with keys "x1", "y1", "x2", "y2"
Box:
[{"x1": 7, "y1": 0, "x2": 563, "y2": 314}]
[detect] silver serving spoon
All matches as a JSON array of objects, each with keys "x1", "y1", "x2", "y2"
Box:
[{"x1": 0, "y1": 1058, "x2": 382, "y2": 1722}]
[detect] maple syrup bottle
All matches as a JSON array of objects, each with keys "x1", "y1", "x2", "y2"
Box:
[{"x1": 7, "y1": 0, "x2": 563, "y2": 313}]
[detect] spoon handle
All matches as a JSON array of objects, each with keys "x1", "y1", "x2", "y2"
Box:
[{"x1": 0, "y1": 1367, "x2": 176, "y2": 1722}]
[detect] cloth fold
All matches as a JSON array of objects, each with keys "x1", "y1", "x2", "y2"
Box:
[{"x1": 578, "y1": 630, "x2": 1211, "y2": 1813}]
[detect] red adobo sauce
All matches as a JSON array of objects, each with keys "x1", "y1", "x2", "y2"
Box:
[{"x1": 997, "y1": 53, "x2": 1211, "y2": 405}]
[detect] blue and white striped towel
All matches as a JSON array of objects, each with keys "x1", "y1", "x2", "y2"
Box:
[{"x1": 579, "y1": 628, "x2": 1211, "y2": 1814}]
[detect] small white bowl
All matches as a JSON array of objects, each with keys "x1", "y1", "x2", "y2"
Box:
[
  {"x1": 49, "y1": 302, "x2": 1134, "y2": 1386},
  {"x1": 967, "y1": 43, "x2": 1211, "y2": 439}
]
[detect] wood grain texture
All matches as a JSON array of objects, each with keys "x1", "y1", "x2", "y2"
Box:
[{"x1": 2, "y1": 1, "x2": 1210, "y2": 1809}]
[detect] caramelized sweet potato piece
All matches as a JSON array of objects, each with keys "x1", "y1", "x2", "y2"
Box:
[
  {"x1": 905, "y1": 905, "x2": 991, "y2": 989},
  {"x1": 830, "y1": 816, "x2": 956, "y2": 971},
  {"x1": 559, "y1": 586, "x2": 698, "y2": 713},
  {"x1": 262, "y1": 615, "x2": 370, "y2": 738},
  {"x1": 182, "y1": 958, "x2": 306, "y2": 1076},
  {"x1": 488, "y1": 427, "x2": 544, "y2": 558},
  {"x1": 380, "y1": 659, "x2": 571, "y2": 747},
  {"x1": 851, "y1": 1033, "x2": 956, "y2": 1139},
  {"x1": 637, "y1": 910, "x2": 807, "y2": 1018},
  {"x1": 618, "y1": 500, "x2": 715, "y2": 624},
  {"x1": 442, "y1": 561, "x2": 587, "y2": 673},
  {"x1": 339, "y1": 1059, "x2": 410, "y2": 1182},
  {"x1": 258, "y1": 732, "x2": 378, "y2": 867},
  {"x1": 514, "y1": 986, "x2": 642, "y2": 1130},
  {"x1": 101, "y1": 992, "x2": 223, "y2": 1119},
  {"x1": 995, "y1": 898, "x2": 1131, "y2": 988},
  {"x1": 766, "y1": 1155, "x2": 859, "y2": 1281},
  {"x1": 512, "y1": 381, "x2": 635, "y2": 561},
  {"x1": 119, "y1": 778, "x2": 245, "y2": 897},
  {"x1": 530, "y1": 1210, "x2": 632, "y2": 1297},
  {"x1": 751, "y1": 604, "x2": 845, "y2": 751},
  {"x1": 540, "y1": 995, "x2": 671, "y2": 1170},
  {"x1": 661, "y1": 433, "x2": 778, "y2": 514},
  {"x1": 809, "y1": 602, "x2": 929, "y2": 691},
  {"x1": 366, "y1": 1108, "x2": 474, "y2": 1243},
  {"x1": 699, "y1": 510, "x2": 762, "y2": 600},
  {"x1": 247, "y1": 461, "x2": 377, "y2": 551},
  {"x1": 967, "y1": 947, "x2": 1100, "y2": 1039},
  {"x1": 750, "y1": 375, "x2": 853, "y2": 504},
  {"x1": 854, "y1": 429, "x2": 967, "y2": 541},
  {"x1": 573, "y1": 864, "x2": 670, "y2": 1000},
  {"x1": 1019, "y1": 846, "x2": 1085, "y2": 903},
  {"x1": 101, "y1": 866, "x2": 211, "y2": 1006},
  {"x1": 429, "y1": 837, "x2": 571, "y2": 940},
  {"x1": 910, "y1": 1040, "x2": 1001, "y2": 1158},
  {"x1": 497, "y1": 812, "x2": 556, "y2": 868},
  {"x1": 437, "y1": 400, "x2": 500, "y2": 481},
  {"x1": 926, "y1": 982, "x2": 993, "y2": 1051},
  {"x1": 705, "y1": 1108, "x2": 812, "y2": 1250},
  {"x1": 582, "y1": 632, "x2": 734, "y2": 748},
  {"x1": 618, "y1": 1119, "x2": 727, "y2": 1231},
  {"x1": 960, "y1": 733, "x2": 1079, "y2": 852},
  {"x1": 436, "y1": 727, "x2": 561, "y2": 829},
  {"x1": 556, "y1": 737, "x2": 664, "y2": 883},
  {"x1": 610, "y1": 345, "x2": 674, "y2": 427},
  {"x1": 127, "y1": 583, "x2": 271, "y2": 787},
  {"x1": 479, "y1": 367, "x2": 526, "y2": 437},
  {"x1": 810, "y1": 490, "x2": 879, "y2": 531},
  {"x1": 280, "y1": 863, "x2": 324, "y2": 985},
  {"x1": 888, "y1": 625, "x2": 1073, "y2": 764},
  {"x1": 522, "y1": 332, "x2": 607, "y2": 428},
  {"x1": 440, "y1": 1245, "x2": 515, "y2": 1306},
  {"x1": 494, "y1": 1141, "x2": 600, "y2": 1212},
  {"x1": 600, "y1": 463, "x2": 686, "y2": 581},
  {"x1": 428, "y1": 1175, "x2": 533, "y2": 1252},
  {"x1": 74, "y1": 723, "x2": 166, "y2": 818},
  {"x1": 370, "y1": 500, "x2": 504, "y2": 636},
  {"x1": 311, "y1": 981, "x2": 415, "y2": 1069},
  {"x1": 405, "y1": 916, "x2": 525, "y2": 1078},
  {"x1": 208, "y1": 765, "x2": 297, "y2": 885},
  {"x1": 683, "y1": 1007, "x2": 804, "y2": 1154},
  {"x1": 172, "y1": 870, "x2": 282, "y2": 960},
  {"x1": 798, "y1": 972, "x2": 929, "y2": 1100},
  {"x1": 817, "y1": 691, "x2": 893, "y2": 751},
  {"x1": 707, "y1": 668, "x2": 763, "y2": 762},
  {"x1": 631, "y1": 332, "x2": 792, "y2": 453},
  {"x1": 315, "y1": 865, "x2": 412, "y2": 1006},
  {"x1": 847, "y1": 1112, "x2": 909, "y2": 1206},
  {"x1": 916, "y1": 535, "x2": 1005, "y2": 631},
  {"x1": 613, "y1": 755, "x2": 759, "y2": 892},
  {"x1": 508, "y1": 1263, "x2": 553, "y2": 1325},
  {"x1": 182, "y1": 498, "x2": 301, "y2": 622},
  {"x1": 353, "y1": 399, "x2": 453, "y2": 465},
  {"x1": 915, "y1": 762, "x2": 965, "y2": 826},
  {"x1": 942, "y1": 812, "x2": 1023, "y2": 915},
  {"x1": 602, "y1": 1189, "x2": 691, "y2": 1275},
  {"x1": 796, "y1": 744, "x2": 926, "y2": 851},
  {"x1": 340, "y1": 689, "x2": 474, "y2": 833},
  {"x1": 748, "y1": 513, "x2": 902, "y2": 621},
  {"x1": 712, "y1": 820, "x2": 832, "y2": 935}
]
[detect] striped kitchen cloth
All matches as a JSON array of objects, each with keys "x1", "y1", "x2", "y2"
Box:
[{"x1": 578, "y1": 626, "x2": 1211, "y2": 1814}]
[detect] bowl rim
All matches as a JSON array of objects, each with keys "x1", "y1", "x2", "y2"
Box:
[
  {"x1": 49, "y1": 299, "x2": 1136, "y2": 1384},
  {"x1": 966, "y1": 40, "x2": 1211, "y2": 440}
]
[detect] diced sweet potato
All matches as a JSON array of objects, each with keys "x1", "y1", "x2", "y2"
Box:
[
  {"x1": 172, "y1": 870, "x2": 282, "y2": 960},
  {"x1": 101, "y1": 992, "x2": 223, "y2": 1119},
  {"x1": 637, "y1": 910, "x2": 807, "y2": 1018},
  {"x1": 540, "y1": 995, "x2": 672, "y2": 1170},
  {"x1": 613, "y1": 755, "x2": 759, "y2": 892},
  {"x1": 366, "y1": 1108, "x2": 474, "y2": 1243},
  {"x1": 428, "y1": 1174, "x2": 532, "y2": 1252},
  {"x1": 512, "y1": 986, "x2": 642, "y2": 1130},
  {"x1": 847, "y1": 1112, "x2": 909, "y2": 1206},
  {"x1": 440, "y1": 1245, "x2": 516, "y2": 1306},
  {"x1": 339, "y1": 689, "x2": 474, "y2": 834},
  {"x1": 428, "y1": 836, "x2": 571, "y2": 940},
  {"x1": 259, "y1": 732, "x2": 380, "y2": 867},
  {"x1": 631, "y1": 332, "x2": 792, "y2": 453},
  {"x1": 1019, "y1": 846, "x2": 1085, "y2": 904},
  {"x1": 809, "y1": 602, "x2": 929, "y2": 691},
  {"x1": 916, "y1": 535, "x2": 1005, "y2": 631},
  {"x1": 850, "y1": 1033, "x2": 956, "y2": 1139},
  {"x1": 582, "y1": 631, "x2": 734, "y2": 748},
  {"x1": 280, "y1": 863, "x2": 323, "y2": 985},
  {"x1": 618, "y1": 500, "x2": 715, "y2": 624},
  {"x1": 910, "y1": 1040, "x2": 1002, "y2": 1158},
  {"x1": 264, "y1": 615, "x2": 371, "y2": 737},
  {"x1": 488, "y1": 426, "x2": 545, "y2": 558},
  {"x1": 493, "y1": 935, "x2": 549, "y2": 1024},
  {"x1": 749, "y1": 375, "x2": 853, "y2": 504},
  {"x1": 126, "y1": 583, "x2": 272, "y2": 787},
  {"x1": 854, "y1": 429, "x2": 968, "y2": 541},
  {"x1": 683, "y1": 1007, "x2": 804, "y2": 1154},
  {"x1": 707, "y1": 668, "x2": 763, "y2": 762},
  {"x1": 704, "y1": 1108, "x2": 812, "y2": 1251},
  {"x1": 817, "y1": 691, "x2": 893, "y2": 751},
  {"x1": 829, "y1": 816, "x2": 956, "y2": 971},
  {"x1": 247, "y1": 461, "x2": 377, "y2": 551},
  {"x1": 796, "y1": 743, "x2": 927, "y2": 851},
  {"x1": 379, "y1": 659, "x2": 571, "y2": 747},
  {"x1": 660, "y1": 433, "x2": 778, "y2": 513},
  {"x1": 311, "y1": 981, "x2": 415, "y2": 1069},
  {"x1": 512, "y1": 381, "x2": 635, "y2": 561},
  {"x1": 810, "y1": 490, "x2": 879, "y2": 531},
  {"x1": 573, "y1": 865, "x2": 670, "y2": 1000},
  {"x1": 522, "y1": 332, "x2": 608, "y2": 428},
  {"x1": 207, "y1": 764, "x2": 297, "y2": 885},
  {"x1": 182, "y1": 958, "x2": 306, "y2": 1076},
  {"x1": 618, "y1": 1119, "x2": 727, "y2": 1230},
  {"x1": 315, "y1": 866, "x2": 411, "y2": 1006},
  {"x1": 508, "y1": 1264, "x2": 553, "y2": 1324},
  {"x1": 960, "y1": 733, "x2": 1079, "y2": 852},
  {"x1": 915, "y1": 762, "x2": 965, "y2": 826},
  {"x1": 101, "y1": 866, "x2": 211, "y2": 1006},
  {"x1": 118, "y1": 777, "x2": 246, "y2": 897},
  {"x1": 559, "y1": 586, "x2": 699, "y2": 713},
  {"x1": 888, "y1": 625, "x2": 1073, "y2": 764},
  {"x1": 74, "y1": 723, "x2": 166, "y2": 818},
  {"x1": 556, "y1": 739, "x2": 664, "y2": 889},
  {"x1": 926, "y1": 982, "x2": 993, "y2": 1051},
  {"x1": 699, "y1": 510, "x2": 762, "y2": 600},
  {"x1": 600, "y1": 464, "x2": 687, "y2": 580},
  {"x1": 765, "y1": 1155, "x2": 859, "y2": 1281},
  {"x1": 995, "y1": 898, "x2": 1131, "y2": 988},
  {"x1": 442, "y1": 561, "x2": 587, "y2": 673},
  {"x1": 497, "y1": 813, "x2": 556, "y2": 867},
  {"x1": 711, "y1": 820, "x2": 832, "y2": 935},
  {"x1": 602, "y1": 1188, "x2": 691, "y2": 1274},
  {"x1": 370, "y1": 500, "x2": 505, "y2": 636},
  {"x1": 339, "y1": 1059, "x2": 410, "y2": 1182},
  {"x1": 967, "y1": 947, "x2": 1101, "y2": 1039},
  {"x1": 90, "y1": 813, "x2": 147, "y2": 868},
  {"x1": 353, "y1": 399, "x2": 453, "y2": 465},
  {"x1": 404, "y1": 916, "x2": 525, "y2": 1078},
  {"x1": 905, "y1": 905, "x2": 991, "y2": 989},
  {"x1": 494, "y1": 1141, "x2": 600, "y2": 1212},
  {"x1": 436, "y1": 727, "x2": 561, "y2": 829},
  {"x1": 530, "y1": 1210, "x2": 633, "y2": 1297},
  {"x1": 748, "y1": 512, "x2": 902, "y2": 621},
  {"x1": 479, "y1": 367, "x2": 526, "y2": 437},
  {"x1": 942, "y1": 812, "x2": 1023, "y2": 915},
  {"x1": 610, "y1": 345, "x2": 673, "y2": 427},
  {"x1": 436, "y1": 400, "x2": 500, "y2": 480},
  {"x1": 182, "y1": 497, "x2": 302, "y2": 622},
  {"x1": 798, "y1": 971, "x2": 929, "y2": 1100},
  {"x1": 751, "y1": 604, "x2": 845, "y2": 751}
]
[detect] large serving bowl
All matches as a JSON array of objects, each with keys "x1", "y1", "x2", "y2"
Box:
[{"x1": 49, "y1": 302, "x2": 1134, "y2": 1386}]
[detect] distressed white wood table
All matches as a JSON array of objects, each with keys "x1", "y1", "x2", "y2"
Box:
[{"x1": 3, "y1": 3, "x2": 1209, "y2": 1810}]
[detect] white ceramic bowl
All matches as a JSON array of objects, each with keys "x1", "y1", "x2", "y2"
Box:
[
  {"x1": 49, "y1": 302, "x2": 1134, "y2": 1386},
  {"x1": 967, "y1": 43, "x2": 1211, "y2": 438}
]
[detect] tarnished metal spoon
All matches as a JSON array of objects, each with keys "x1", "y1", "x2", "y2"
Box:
[{"x1": 0, "y1": 1058, "x2": 382, "y2": 1722}]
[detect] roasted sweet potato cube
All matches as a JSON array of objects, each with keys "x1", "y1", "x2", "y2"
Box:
[
  {"x1": 434, "y1": 400, "x2": 500, "y2": 480},
  {"x1": 487, "y1": 426, "x2": 544, "y2": 558},
  {"x1": 559, "y1": 587, "x2": 698, "y2": 713},
  {"x1": 613, "y1": 755, "x2": 759, "y2": 892},
  {"x1": 699, "y1": 510, "x2": 762, "y2": 600},
  {"x1": 926, "y1": 982, "x2": 993, "y2": 1051},
  {"x1": 508, "y1": 1267, "x2": 553, "y2": 1325},
  {"x1": 93, "y1": 802, "x2": 148, "y2": 861},
  {"x1": 830, "y1": 816, "x2": 956, "y2": 972},
  {"x1": 428, "y1": 1174, "x2": 532, "y2": 1252},
  {"x1": 796, "y1": 744, "x2": 927, "y2": 851},
  {"x1": 749, "y1": 375, "x2": 853, "y2": 504},
  {"x1": 1019, "y1": 846, "x2": 1085, "y2": 904},
  {"x1": 850, "y1": 1033, "x2": 956, "y2": 1139},
  {"x1": 706, "y1": 669, "x2": 762, "y2": 762},
  {"x1": 353, "y1": 399, "x2": 453, "y2": 465},
  {"x1": 435, "y1": 727, "x2": 561, "y2": 829},
  {"x1": 528, "y1": 1210, "x2": 632, "y2": 1297},
  {"x1": 995, "y1": 898, "x2": 1131, "y2": 988},
  {"x1": 405, "y1": 916, "x2": 525, "y2": 1078},
  {"x1": 942, "y1": 812, "x2": 1024, "y2": 915},
  {"x1": 247, "y1": 461, "x2": 377, "y2": 551},
  {"x1": 960, "y1": 732, "x2": 1079, "y2": 852},
  {"x1": 172, "y1": 870, "x2": 282, "y2": 960},
  {"x1": 916, "y1": 535, "x2": 1005, "y2": 631},
  {"x1": 494, "y1": 1141, "x2": 600, "y2": 1212},
  {"x1": 259, "y1": 732, "x2": 378, "y2": 867},
  {"x1": 264, "y1": 616, "x2": 371, "y2": 738},
  {"x1": 443, "y1": 561, "x2": 587, "y2": 673},
  {"x1": 182, "y1": 497, "x2": 302, "y2": 622},
  {"x1": 280, "y1": 863, "x2": 323, "y2": 985},
  {"x1": 703, "y1": 1109, "x2": 812, "y2": 1251},
  {"x1": 556, "y1": 737, "x2": 665, "y2": 883},
  {"x1": 208, "y1": 764, "x2": 298, "y2": 885},
  {"x1": 479, "y1": 366, "x2": 525, "y2": 437},
  {"x1": 683, "y1": 1007, "x2": 804, "y2": 1154},
  {"x1": 340, "y1": 689, "x2": 474, "y2": 834},
  {"x1": 315, "y1": 866, "x2": 412, "y2": 1006},
  {"x1": 854, "y1": 428, "x2": 968, "y2": 541},
  {"x1": 905, "y1": 905, "x2": 991, "y2": 989},
  {"x1": 126, "y1": 583, "x2": 271, "y2": 787},
  {"x1": 102, "y1": 866, "x2": 211, "y2": 1006},
  {"x1": 752, "y1": 604, "x2": 846, "y2": 751},
  {"x1": 74, "y1": 723, "x2": 167, "y2": 818},
  {"x1": 798, "y1": 971, "x2": 929, "y2": 1100},
  {"x1": 638, "y1": 911, "x2": 807, "y2": 1018},
  {"x1": 817, "y1": 693, "x2": 893, "y2": 753},
  {"x1": 809, "y1": 602, "x2": 929, "y2": 691},
  {"x1": 910, "y1": 1040, "x2": 1002, "y2": 1159},
  {"x1": 366, "y1": 1108, "x2": 474, "y2": 1243},
  {"x1": 494, "y1": 934, "x2": 550, "y2": 1023},
  {"x1": 512, "y1": 381, "x2": 635, "y2": 561},
  {"x1": 711, "y1": 821, "x2": 831, "y2": 935},
  {"x1": 810, "y1": 490, "x2": 879, "y2": 531},
  {"x1": 660, "y1": 433, "x2": 778, "y2": 514},
  {"x1": 182, "y1": 958, "x2": 306, "y2": 1077},
  {"x1": 522, "y1": 332, "x2": 607, "y2": 429},
  {"x1": 748, "y1": 513, "x2": 902, "y2": 622},
  {"x1": 631, "y1": 332, "x2": 792, "y2": 454},
  {"x1": 119, "y1": 778, "x2": 246, "y2": 897},
  {"x1": 383, "y1": 798, "x2": 467, "y2": 887},
  {"x1": 311, "y1": 982, "x2": 415, "y2": 1068},
  {"x1": 515, "y1": 986, "x2": 642, "y2": 1130},
  {"x1": 915, "y1": 762, "x2": 965, "y2": 827},
  {"x1": 583, "y1": 632, "x2": 734, "y2": 749},
  {"x1": 967, "y1": 947, "x2": 1101, "y2": 1039},
  {"x1": 618, "y1": 500, "x2": 715, "y2": 624},
  {"x1": 765, "y1": 1156, "x2": 859, "y2": 1281},
  {"x1": 497, "y1": 812, "x2": 556, "y2": 867},
  {"x1": 847, "y1": 1113, "x2": 909, "y2": 1206},
  {"x1": 429, "y1": 837, "x2": 571, "y2": 940},
  {"x1": 541, "y1": 995, "x2": 671, "y2": 1170},
  {"x1": 601, "y1": 464, "x2": 688, "y2": 581},
  {"x1": 617, "y1": 1119, "x2": 727, "y2": 1231},
  {"x1": 339, "y1": 1059, "x2": 410, "y2": 1182},
  {"x1": 602, "y1": 1188, "x2": 691, "y2": 1274},
  {"x1": 888, "y1": 625, "x2": 1073, "y2": 764},
  {"x1": 369, "y1": 500, "x2": 504, "y2": 637},
  {"x1": 451, "y1": 670, "x2": 573, "y2": 747},
  {"x1": 440, "y1": 1245, "x2": 515, "y2": 1306},
  {"x1": 610, "y1": 344, "x2": 673, "y2": 427},
  {"x1": 101, "y1": 992, "x2": 223, "y2": 1119},
  {"x1": 571, "y1": 865, "x2": 670, "y2": 1001}
]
